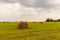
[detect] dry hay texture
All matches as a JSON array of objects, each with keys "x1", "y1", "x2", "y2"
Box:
[{"x1": 17, "y1": 21, "x2": 28, "y2": 29}]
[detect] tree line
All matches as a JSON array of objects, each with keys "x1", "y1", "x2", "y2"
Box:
[{"x1": 46, "y1": 18, "x2": 60, "y2": 22}]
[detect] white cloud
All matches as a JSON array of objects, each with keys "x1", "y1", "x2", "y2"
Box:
[
  {"x1": 0, "y1": 3, "x2": 48, "y2": 22},
  {"x1": 47, "y1": 9, "x2": 60, "y2": 20},
  {"x1": 47, "y1": 0, "x2": 60, "y2": 5},
  {"x1": 0, "y1": 3, "x2": 22, "y2": 21},
  {"x1": 0, "y1": 0, "x2": 60, "y2": 21}
]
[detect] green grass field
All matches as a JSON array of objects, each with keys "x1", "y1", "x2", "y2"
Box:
[{"x1": 0, "y1": 22, "x2": 60, "y2": 40}]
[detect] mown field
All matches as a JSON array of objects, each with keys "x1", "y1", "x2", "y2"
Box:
[{"x1": 0, "y1": 22, "x2": 60, "y2": 40}]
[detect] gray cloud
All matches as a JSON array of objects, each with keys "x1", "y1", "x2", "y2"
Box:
[
  {"x1": 19, "y1": 0, "x2": 60, "y2": 8},
  {"x1": 0, "y1": 0, "x2": 59, "y2": 8},
  {"x1": 0, "y1": 0, "x2": 18, "y2": 3}
]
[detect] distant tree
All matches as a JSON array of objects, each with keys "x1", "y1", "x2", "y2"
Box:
[
  {"x1": 46, "y1": 18, "x2": 60, "y2": 22},
  {"x1": 57, "y1": 19, "x2": 60, "y2": 22},
  {"x1": 46, "y1": 18, "x2": 53, "y2": 22}
]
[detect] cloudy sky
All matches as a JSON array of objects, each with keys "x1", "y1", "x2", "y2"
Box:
[{"x1": 0, "y1": 0, "x2": 60, "y2": 22}]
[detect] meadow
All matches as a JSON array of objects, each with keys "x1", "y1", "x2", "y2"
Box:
[{"x1": 0, "y1": 22, "x2": 60, "y2": 40}]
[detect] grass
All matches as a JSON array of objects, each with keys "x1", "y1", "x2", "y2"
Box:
[{"x1": 0, "y1": 22, "x2": 60, "y2": 40}]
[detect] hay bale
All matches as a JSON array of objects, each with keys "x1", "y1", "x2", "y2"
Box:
[{"x1": 17, "y1": 21, "x2": 28, "y2": 29}]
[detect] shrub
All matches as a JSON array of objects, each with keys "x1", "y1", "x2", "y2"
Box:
[
  {"x1": 3, "y1": 21, "x2": 6, "y2": 23},
  {"x1": 7, "y1": 21, "x2": 9, "y2": 23},
  {"x1": 17, "y1": 21, "x2": 28, "y2": 29},
  {"x1": 39, "y1": 22, "x2": 44, "y2": 24},
  {"x1": 34, "y1": 22, "x2": 36, "y2": 23}
]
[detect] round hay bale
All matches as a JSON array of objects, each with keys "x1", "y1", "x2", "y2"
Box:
[{"x1": 17, "y1": 21, "x2": 28, "y2": 29}]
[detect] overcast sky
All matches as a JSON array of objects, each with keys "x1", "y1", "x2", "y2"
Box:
[{"x1": 0, "y1": 0, "x2": 60, "y2": 22}]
